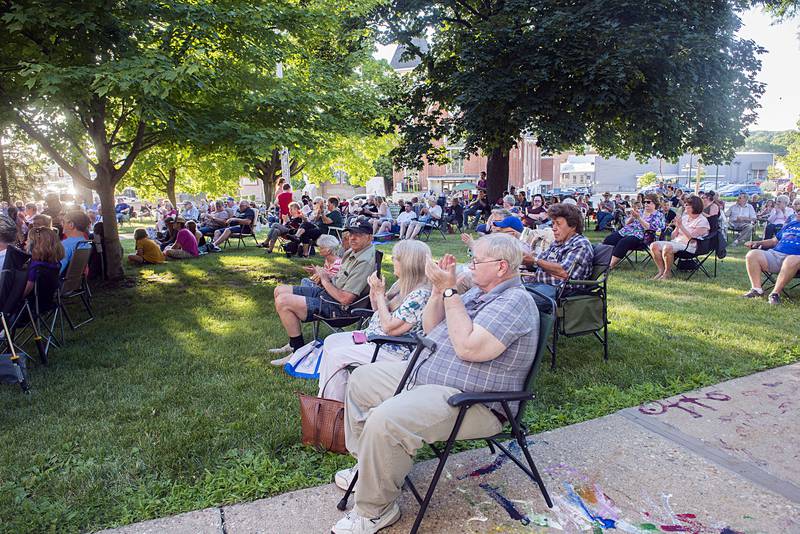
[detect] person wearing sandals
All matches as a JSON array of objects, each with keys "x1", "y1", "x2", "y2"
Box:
[
  {"x1": 649, "y1": 195, "x2": 709, "y2": 280},
  {"x1": 316, "y1": 240, "x2": 431, "y2": 402}
]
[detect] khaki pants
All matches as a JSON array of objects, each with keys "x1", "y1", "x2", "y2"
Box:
[
  {"x1": 345, "y1": 361, "x2": 502, "y2": 517},
  {"x1": 317, "y1": 332, "x2": 402, "y2": 402}
]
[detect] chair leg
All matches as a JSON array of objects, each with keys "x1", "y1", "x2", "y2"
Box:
[
  {"x1": 501, "y1": 401, "x2": 553, "y2": 508},
  {"x1": 409, "y1": 407, "x2": 467, "y2": 534},
  {"x1": 550, "y1": 319, "x2": 558, "y2": 369},
  {"x1": 337, "y1": 471, "x2": 359, "y2": 511}
]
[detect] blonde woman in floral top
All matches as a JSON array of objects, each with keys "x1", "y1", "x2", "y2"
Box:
[
  {"x1": 317, "y1": 240, "x2": 432, "y2": 401},
  {"x1": 603, "y1": 193, "x2": 665, "y2": 269}
]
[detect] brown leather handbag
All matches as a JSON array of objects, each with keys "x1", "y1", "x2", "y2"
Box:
[{"x1": 297, "y1": 370, "x2": 348, "y2": 454}]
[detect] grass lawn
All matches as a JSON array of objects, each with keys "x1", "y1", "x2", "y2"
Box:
[{"x1": 1, "y1": 225, "x2": 798, "y2": 533}]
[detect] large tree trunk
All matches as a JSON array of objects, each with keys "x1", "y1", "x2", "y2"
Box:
[
  {"x1": 167, "y1": 167, "x2": 177, "y2": 208},
  {"x1": 0, "y1": 135, "x2": 10, "y2": 204},
  {"x1": 486, "y1": 147, "x2": 510, "y2": 205},
  {"x1": 76, "y1": 158, "x2": 94, "y2": 207},
  {"x1": 96, "y1": 174, "x2": 125, "y2": 280}
]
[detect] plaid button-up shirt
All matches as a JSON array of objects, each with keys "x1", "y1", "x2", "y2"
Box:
[
  {"x1": 526, "y1": 233, "x2": 594, "y2": 286},
  {"x1": 412, "y1": 277, "x2": 539, "y2": 414}
]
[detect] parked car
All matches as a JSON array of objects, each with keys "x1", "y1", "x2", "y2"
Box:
[{"x1": 717, "y1": 184, "x2": 762, "y2": 197}]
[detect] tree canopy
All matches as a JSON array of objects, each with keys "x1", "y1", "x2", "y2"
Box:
[
  {"x1": 374, "y1": 0, "x2": 766, "y2": 201},
  {"x1": 0, "y1": 0, "x2": 387, "y2": 278}
]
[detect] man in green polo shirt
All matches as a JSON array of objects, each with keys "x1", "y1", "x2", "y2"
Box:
[{"x1": 269, "y1": 222, "x2": 376, "y2": 358}]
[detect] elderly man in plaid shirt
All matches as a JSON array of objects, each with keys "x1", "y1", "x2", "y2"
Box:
[
  {"x1": 330, "y1": 234, "x2": 540, "y2": 534},
  {"x1": 522, "y1": 203, "x2": 594, "y2": 302}
]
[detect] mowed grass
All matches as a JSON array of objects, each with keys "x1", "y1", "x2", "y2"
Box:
[{"x1": 0, "y1": 226, "x2": 798, "y2": 533}]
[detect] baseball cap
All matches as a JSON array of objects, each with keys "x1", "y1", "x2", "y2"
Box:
[
  {"x1": 492, "y1": 216, "x2": 524, "y2": 233},
  {"x1": 348, "y1": 221, "x2": 374, "y2": 235}
]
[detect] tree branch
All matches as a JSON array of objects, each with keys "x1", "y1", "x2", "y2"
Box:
[
  {"x1": 108, "y1": 99, "x2": 137, "y2": 147},
  {"x1": 114, "y1": 120, "x2": 147, "y2": 181},
  {"x1": 11, "y1": 112, "x2": 93, "y2": 189},
  {"x1": 449, "y1": 0, "x2": 485, "y2": 20}
]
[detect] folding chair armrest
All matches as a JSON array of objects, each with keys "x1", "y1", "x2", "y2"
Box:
[
  {"x1": 367, "y1": 334, "x2": 417, "y2": 347},
  {"x1": 348, "y1": 307, "x2": 375, "y2": 317},
  {"x1": 319, "y1": 293, "x2": 369, "y2": 309},
  {"x1": 566, "y1": 279, "x2": 602, "y2": 287},
  {"x1": 447, "y1": 390, "x2": 534, "y2": 407}
]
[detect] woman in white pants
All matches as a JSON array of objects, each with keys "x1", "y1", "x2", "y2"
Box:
[{"x1": 317, "y1": 240, "x2": 432, "y2": 401}]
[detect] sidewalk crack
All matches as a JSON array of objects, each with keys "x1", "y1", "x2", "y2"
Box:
[{"x1": 219, "y1": 507, "x2": 228, "y2": 534}]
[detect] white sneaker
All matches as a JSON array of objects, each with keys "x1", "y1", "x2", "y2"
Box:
[
  {"x1": 268, "y1": 343, "x2": 292, "y2": 354},
  {"x1": 269, "y1": 353, "x2": 293, "y2": 366},
  {"x1": 334, "y1": 464, "x2": 358, "y2": 491},
  {"x1": 331, "y1": 502, "x2": 401, "y2": 534}
]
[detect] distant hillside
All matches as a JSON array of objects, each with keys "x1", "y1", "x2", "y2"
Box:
[{"x1": 740, "y1": 130, "x2": 797, "y2": 156}]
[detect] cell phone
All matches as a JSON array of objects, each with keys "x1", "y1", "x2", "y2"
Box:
[
  {"x1": 352, "y1": 331, "x2": 368, "y2": 344},
  {"x1": 375, "y1": 264, "x2": 381, "y2": 279}
]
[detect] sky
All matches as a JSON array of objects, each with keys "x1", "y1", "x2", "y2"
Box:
[
  {"x1": 739, "y1": 8, "x2": 800, "y2": 131},
  {"x1": 374, "y1": 8, "x2": 800, "y2": 132}
]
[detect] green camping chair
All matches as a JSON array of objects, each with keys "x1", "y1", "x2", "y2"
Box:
[{"x1": 548, "y1": 243, "x2": 613, "y2": 369}]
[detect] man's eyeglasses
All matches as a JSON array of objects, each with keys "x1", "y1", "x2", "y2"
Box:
[
  {"x1": 644, "y1": 200, "x2": 654, "y2": 204},
  {"x1": 468, "y1": 258, "x2": 503, "y2": 270}
]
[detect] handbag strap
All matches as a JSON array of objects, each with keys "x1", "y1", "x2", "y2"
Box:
[
  {"x1": 331, "y1": 404, "x2": 344, "y2": 448},
  {"x1": 313, "y1": 402, "x2": 323, "y2": 445},
  {"x1": 320, "y1": 366, "x2": 349, "y2": 398}
]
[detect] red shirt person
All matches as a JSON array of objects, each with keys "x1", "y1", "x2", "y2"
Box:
[{"x1": 277, "y1": 183, "x2": 294, "y2": 222}]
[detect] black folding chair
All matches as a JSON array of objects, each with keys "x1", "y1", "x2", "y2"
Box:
[
  {"x1": 761, "y1": 270, "x2": 800, "y2": 298},
  {"x1": 672, "y1": 231, "x2": 720, "y2": 280},
  {"x1": 310, "y1": 249, "x2": 383, "y2": 340},
  {"x1": 621, "y1": 242, "x2": 652, "y2": 267},
  {"x1": 58, "y1": 245, "x2": 94, "y2": 330},
  {"x1": 223, "y1": 223, "x2": 259, "y2": 248},
  {"x1": 0, "y1": 268, "x2": 34, "y2": 391},
  {"x1": 338, "y1": 292, "x2": 556, "y2": 533},
  {"x1": 617, "y1": 230, "x2": 656, "y2": 268},
  {"x1": 9, "y1": 264, "x2": 61, "y2": 365},
  {"x1": 420, "y1": 217, "x2": 447, "y2": 241}
]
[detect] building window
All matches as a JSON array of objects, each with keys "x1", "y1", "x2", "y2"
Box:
[
  {"x1": 445, "y1": 149, "x2": 465, "y2": 175},
  {"x1": 403, "y1": 173, "x2": 421, "y2": 192},
  {"x1": 333, "y1": 170, "x2": 349, "y2": 184}
]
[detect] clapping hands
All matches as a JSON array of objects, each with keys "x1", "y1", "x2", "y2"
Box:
[{"x1": 426, "y1": 254, "x2": 457, "y2": 292}]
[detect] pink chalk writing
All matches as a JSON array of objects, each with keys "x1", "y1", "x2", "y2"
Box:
[{"x1": 638, "y1": 391, "x2": 731, "y2": 418}]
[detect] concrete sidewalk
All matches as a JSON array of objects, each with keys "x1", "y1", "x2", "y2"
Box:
[{"x1": 99, "y1": 363, "x2": 800, "y2": 534}]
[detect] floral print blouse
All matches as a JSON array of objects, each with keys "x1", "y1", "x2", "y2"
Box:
[
  {"x1": 619, "y1": 210, "x2": 665, "y2": 240},
  {"x1": 364, "y1": 285, "x2": 431, "y2": 357}
]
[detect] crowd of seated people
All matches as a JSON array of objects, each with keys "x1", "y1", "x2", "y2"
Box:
[
  {"x1": 328, "y1": 233, "x2": 542, "y2": 533},
  {"x1": 315, "y1": 239, "x2": 432, "y2": 401},
  {"x1": 0, "y1": 198, "x2": 109, "y2": 307}
]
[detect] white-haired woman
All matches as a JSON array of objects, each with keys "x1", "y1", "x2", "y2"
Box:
[
  {"x1": 298, "y1": 234, "x2": 341, "y2": 288},
  {"x1": 404, "y1": 198, "x2": 442, "y2": 240},
  {"x1": 765, "y1": 195, "x2": 794, "y2": 240},
  {"x1": 317, "y1": 240, "x2": 432, "y2": 401}
]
